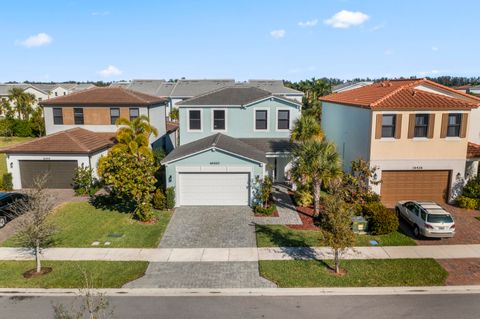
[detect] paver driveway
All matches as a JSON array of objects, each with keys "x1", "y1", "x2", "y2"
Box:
[
  {"x1": 126, "y1": 206, "x2": 276, "y2": 288},
  {"x1": 159, "y1": 206, "x2": 256, "y2": 248}
]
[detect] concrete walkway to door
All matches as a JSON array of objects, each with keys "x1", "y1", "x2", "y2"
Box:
[{"x1": 159, "y1": 206, "x2": 257, "y2": 248}]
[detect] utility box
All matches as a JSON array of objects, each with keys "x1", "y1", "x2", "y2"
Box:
[{"x1": 352, "y1": 216, "x2": 368, "y2": 234}]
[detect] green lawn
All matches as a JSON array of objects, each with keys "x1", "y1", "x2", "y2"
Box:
[
  {"x1": 3, "y1": 202, "x2": 172, "y2": 248},
  {"x1": 0, "y1": 137, "x2": 35, "y2": 181},
  {"x1": 255, "y1": 225, "x2": 416, "y2": 247},
  {"x1": 0, "y1": 260, "x2": 148, "y2": 288},
  {"x1": 259, "y1": 259, "x2": 447, "y2": 287}
]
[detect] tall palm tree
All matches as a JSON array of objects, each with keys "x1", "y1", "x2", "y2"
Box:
[
  {"x1": 292, "y1": 139, "x2": 342, "y2": 215},
  {"x1": 290, "y1": 115, "x2": 324, "y2": 143},
  {"x1": 113, "y1": 115, "x2": 158, "y2": 159},
  {"x1": 8, "y1": 88, "x2": 36, "y2": 120}
]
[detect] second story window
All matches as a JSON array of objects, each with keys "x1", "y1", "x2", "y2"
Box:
[
  {"x1": 129, "y1": 108, "x2": 139, "y2": 120},
  {"x1": 255, "y1": 110, "x2": 268, "y2": 130},
  {"x1": 277, "y1": 110, "x2": 290, "y2": 130},
  {"x1": 189, "y1": 110, "x2": 201, "y2": 130},
  {"x1": 110, "y1": 108, "x2": 120, "y2": 125},
  {"x1": 381, "y1": 114, "x2": 396, "y2": 138},
  {"x1": 414, "y1": 114, "x2": 429, "y2": 138},
  {"x1": 53, "y1": 108, "x2": 63, "y2": 125},
  {"x1": 213, "y1": 110, "x2": 225, "y2": 130},
  {"x1": 447, "y1": 113, "x2": 462, "y2": 137},
  {"x1": 74, "y1": 108, "x2": 84, "y2": 125}
]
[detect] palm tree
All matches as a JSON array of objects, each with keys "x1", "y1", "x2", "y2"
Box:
[
  {"x1": 113, "y1": 115, "x2": 158, "y2": 159},
  {"x1": 8, "y1": 87, "x2": 36, "y2": 120},
  {"x1": 290, "y1": 115, "x2": 324, "y2": 143},
  {"x1": 291, "y1": 139, "x2": 342, "y2": 215}
]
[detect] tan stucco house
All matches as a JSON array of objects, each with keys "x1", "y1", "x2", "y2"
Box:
[{"x1": 321, "y1": 79, "x2": 480, "y2": 207}]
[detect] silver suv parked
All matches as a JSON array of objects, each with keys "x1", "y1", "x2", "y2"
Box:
[{"x1": 395, "y1": 201, "x2": 455, "y2": 238}]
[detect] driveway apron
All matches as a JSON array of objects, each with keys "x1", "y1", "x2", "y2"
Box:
[{"x1": 126, "y1": 206, "x2": 275, "y2": 288}]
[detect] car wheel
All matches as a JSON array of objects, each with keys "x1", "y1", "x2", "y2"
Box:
[
  {"x1": 0, "y1": 216, "x2": 6, "y2": 228},
  {"x1": 413, "y1": 226, "x2": 421, "y2": 238}
]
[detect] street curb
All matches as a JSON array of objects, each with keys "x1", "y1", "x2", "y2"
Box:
[{"x1": 1, "y1": 286, "x2": 480, "y2": 297}]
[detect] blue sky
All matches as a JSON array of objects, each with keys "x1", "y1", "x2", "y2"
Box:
[{"x1": 1, "y1": 0, "x2": 479, "y2": 82}]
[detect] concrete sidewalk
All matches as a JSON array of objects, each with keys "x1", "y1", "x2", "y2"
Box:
[{"x1": 1, "y1": 244, "x2": 480, "y2": 262}]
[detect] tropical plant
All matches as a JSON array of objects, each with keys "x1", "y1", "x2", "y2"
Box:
[
  {"x1": 291, "y1": 139, "x2": 342, "y2": 215},
  {"x1": 290, "y1": 115, "x2": 323, "y2": 143},
  {"x1": 98, "y1": 115, "x2": 158, "y2": 221},
  {"x1": 73, "y1": 164, "x2": 98, "y2": 196},
  {"x1": 8, "y1": 87, "x2": 36, "y2": 120},
  {"x1": 255, "y1": 176, "x2": 273, "y2": 208},
  {"x1": 362, "y1": 202, "x2": 399, "y2": 235},
  {"x1": 169, "y1": 108, "x2": 179, "y2": 121},
  {"x1": 165, "y1": 187, "x2": 176, "y2": 209},
  {"x1": 320, "y1": 195, "x2": 355, "y2": 274},
  {"x1": 152, "y1": 189, "x2": 166, "y2": 210}
]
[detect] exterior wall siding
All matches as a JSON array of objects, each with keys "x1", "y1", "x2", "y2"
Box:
[
  {"x1": 321, "y1": 102, "x2": 372, "y2": 171},
  {"x1": 370, "y1": 110, "x2": 469, "y2": 161},
  {"x1": 179, "y1": 98, "x2": 301, "y2": 145},
  {"x1": 164, "y1": 149, "x2": 265, "y2": 206}
]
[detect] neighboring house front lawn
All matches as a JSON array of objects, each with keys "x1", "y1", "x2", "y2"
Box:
[
  {"x1": 2, "y1": 202, "x2": 172, "y2": 248},
  {"x1": 259, "y1": 259, "x2": 447, "y2": 287},
  {"x1": 256, "y1": 224, "x2": 416, "y2": 247},
  {"x1": 0, "y1": 260, "x2": 148, "y2": 288}
]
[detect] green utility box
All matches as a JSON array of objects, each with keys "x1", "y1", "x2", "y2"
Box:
[{"x1": 352, "y1": 216, "x2": 368, "y2": 234}]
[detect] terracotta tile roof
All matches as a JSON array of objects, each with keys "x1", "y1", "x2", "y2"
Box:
[
  {"x1": 166, "y1": 121, "x2": 179, "y2": 132},
  {"x1": 467, "y1": 142, "x2": 480, "y2": 159},
  {"x1": 40, "y1": 87, "x2": 167, "y2": 106},
  {"x1": 320, "y1": 79, "x2": 480, "y2": 110},
  {"x1": 2, "y1": 128, "x2": 116, "y2": 154}
]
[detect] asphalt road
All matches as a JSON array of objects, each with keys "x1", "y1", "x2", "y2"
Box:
[{"x1": 1, "y1": 294, "x2": 480, "y2": 319}]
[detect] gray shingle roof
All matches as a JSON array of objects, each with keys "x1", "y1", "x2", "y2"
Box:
[
  {"x1": 170, "y1": 79, "x2": 235, "y2": 97},
  {"x1": 176, "y1": 87, "x2": 272, "y2": 106},
  {"x1": 245, "y1": 80, "x2": 303, "y2": 95},
  {"x1": 162, "y1": 133, "x2": 267, "y2": 164},
  {"x1": 238, "y1": 138, "x2": 292, "y2": 153}
]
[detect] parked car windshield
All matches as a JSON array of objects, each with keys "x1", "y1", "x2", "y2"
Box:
[{"x1": 427, "y1": 214, "x2": 453, "y2": 223}]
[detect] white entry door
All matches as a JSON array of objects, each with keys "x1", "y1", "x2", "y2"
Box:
[{"x1": 178, "y1": 173, "x2": 250, "y2": 206}]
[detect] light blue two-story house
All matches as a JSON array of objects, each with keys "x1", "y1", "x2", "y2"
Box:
[{"x1": 161, "y1": 86, "x2": 302, "y2": 206}]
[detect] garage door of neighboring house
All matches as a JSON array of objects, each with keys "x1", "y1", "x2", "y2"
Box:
[
  {"x1": 19, "y1": 160, "x2": 78, "y2": 189},
  {"x1": 178, "y1": 173, "x2": 250, "y2": 206},
  {"x1": 380, "y1": 170, "x2": 451, "y2": 207}
]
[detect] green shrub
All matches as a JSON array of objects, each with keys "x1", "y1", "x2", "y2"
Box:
[
  {"x1": 72, "y1": 164, "x2": 99, "y2": 196},
  {"x1": 456, "y1": 196, "x2": 479, "y2": 210},
  {"x1": 254, "y1": 204, "x2": 277, "y2": 216},
  {"x1": 12, "y1": 120, "x2": 33, "y2": 137},
  {"x1": 152, "y1": 189, "x2": 166, "y2": 210},
  {"x1": 362, "y1": 202, "x2": 399, "y2": 235},
  {"x1": 1, "y1": 173, "x2": 12, "y2": 191},
  {"x1": 165, "y1": 187, "x2": 175, "y2": 209},
  {"x1": 462, "y1": 176, "x2": 480, "y2": 199},
  {"x1": 294, "y1": 189, "x2": 313, "y2": 207}
]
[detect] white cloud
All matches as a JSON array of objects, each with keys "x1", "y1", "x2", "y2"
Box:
[
  {"x1": 370, "y1": 24, "x2": 385, "y2": 32},
  {"x1": 432, "y1": 46, "x2": 439, "y2": 51},
  {"x1": 298, "y1": 19, "x2": 318, "y2": 28},
  {"x1": 17, "y1": 33, "x2": 53, "y2": 48},
  {"x1": 98, "y1": 65, "x2": 122, "y2": 77},
  {"x1": 324, "y1": 10, "x2": 370, "y2": 29},
  {"x1": 270, "y1": 29, "x2": 286, "y2": 39},
  {"x1": 92, "y1": 11, "x2": 110, "y2": 16},
  {"x1": 384, "y1": 49, "x2": 394, "y2": 55}
]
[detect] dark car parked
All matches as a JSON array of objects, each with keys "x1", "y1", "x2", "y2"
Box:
[{"x1": 0, "y1": 192, "x2": 26, "y2": 228}]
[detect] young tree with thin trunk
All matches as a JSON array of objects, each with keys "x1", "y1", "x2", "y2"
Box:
[
  {"x1": 321, "y1": 191, "x2": 355, "y2": 274},
  {"x1": 12, "y1": 174, "x2": 56, "y2": 274}
]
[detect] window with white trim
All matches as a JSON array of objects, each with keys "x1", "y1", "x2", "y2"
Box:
[
  {"x1": 277, "y1": 110, "x2": 290, "y2": 130},
  {"x1": 255, "y1": 110, "x2": 268, "y2": 130},
  {"x1": 189, "y1": 110, "x2": 201, "y2": 130},
  {"x1": 213, "y1": 110, "x2": 225, "y2": 130}
]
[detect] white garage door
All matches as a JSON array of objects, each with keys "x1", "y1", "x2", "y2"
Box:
[{"x1": 178, "y1": 173, "x2": 250, "y2": 206}]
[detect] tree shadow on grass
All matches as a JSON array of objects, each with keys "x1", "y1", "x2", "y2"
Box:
[
  {"x1": 255, "y1": 224, "x2": 331, "y2": 269},
  {"x1": 89, "y1": 193, "x2": 134, "y2": 215}
]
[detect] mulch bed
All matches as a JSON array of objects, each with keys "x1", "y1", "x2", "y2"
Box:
[
  {"x1": 254, "y1": 209, "x2": 279, "y2": 217},
  {"x1": 287, "y1": 191, "x2": 322, "y2": 231},
  {"x1": 23, "y1": 267, "x2": 53, "y2": 278}
]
